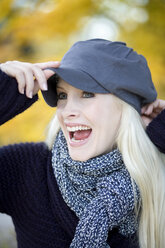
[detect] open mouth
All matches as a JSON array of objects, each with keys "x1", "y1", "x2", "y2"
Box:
[{"x1": 67, "y1": 125, "x2": 92, "y2": 143}]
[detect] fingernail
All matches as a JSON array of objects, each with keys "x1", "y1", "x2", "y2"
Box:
[
  {"x1": 20, "y1": 88, "x2": 24, "y2": 94},
  {"x1": 28, "y1": 91, "x2": 33, "y2": 98},
  {"x1": 42, "y1": 82, "x2": 48, "y2": 91}
]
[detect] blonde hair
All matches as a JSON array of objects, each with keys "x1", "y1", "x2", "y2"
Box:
[
  {"x1": 45, "y1": 114, "x2": 60, "y2": 149},
  {"x1": 116, "y1": 99, "x2": 165, "y2": 248},
  {"x1": 45, "y1": 98, "x2": 165, "y2": 248}
]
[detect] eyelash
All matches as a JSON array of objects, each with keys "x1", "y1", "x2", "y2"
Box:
[
  {"x1": 57, "y1": 91, "x2": 95, "y2": 100},
  {"x1": 82, "y1": 92, "x2": 95, "y2": 98},
  {"x1": 57, "y1": 92, "x2": 67, "y2": 100}
]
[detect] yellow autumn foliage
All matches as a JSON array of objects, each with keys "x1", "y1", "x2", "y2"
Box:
[{"x1": 0, "y1": 0, "x2": 101, "y2": 145}]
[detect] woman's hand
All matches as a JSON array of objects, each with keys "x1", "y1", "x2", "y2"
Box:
[
  {"x1": 0, "y1": 60, "x2": 60, "y2": 98},
  {"x1": 141, "y1": 99, "x2": 165, "y2": 126}
]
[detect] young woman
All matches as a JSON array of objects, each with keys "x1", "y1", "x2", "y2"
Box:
[{"x1": 0, "y1": 39, "x2": 165, "y2": 248}]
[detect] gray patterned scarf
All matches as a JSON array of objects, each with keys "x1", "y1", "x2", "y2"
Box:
[{"x1": 52, "y1": 130, "x2": 139, "y2": 248}]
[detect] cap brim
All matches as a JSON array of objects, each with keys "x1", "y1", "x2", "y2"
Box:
[{"x1": 41, "y1": 67, "x2": 109, "y2": 107}]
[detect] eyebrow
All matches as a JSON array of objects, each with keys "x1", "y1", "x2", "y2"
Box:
[{"x1": 56, "y1": 85, "x2": 65, "y2": 90}]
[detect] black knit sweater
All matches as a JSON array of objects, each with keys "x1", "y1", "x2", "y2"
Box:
[{"x1": 0, "y1": 69, "x2": 164, "y2": 248}]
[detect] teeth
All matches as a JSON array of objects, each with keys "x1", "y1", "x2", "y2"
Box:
[
  {"x1": 67, "y1": 126, "x2": 91, "y2": 132},
  {"x1": 71, "y1": 137, "x2": 84, "y2": 142}
]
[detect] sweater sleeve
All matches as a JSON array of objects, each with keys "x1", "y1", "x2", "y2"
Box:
[
  {"x1": 0, "y1": 142, "x2": 50, "y2": 215},
  {"x1": 146, "y1": 109, "x2": 165, "y2": 153},
  {"x1": 0, "y1": 69, "x2": 38, "y2": 125},
  {"x1": 0, "y1": 69, "x2": 45, "y2": 214}
]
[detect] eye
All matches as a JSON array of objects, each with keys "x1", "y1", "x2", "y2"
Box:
[
  {"x1": 57, "y1": 92, "x2": 67, "y2": 100},
  {"x1": 82, "y1": 92, "x2": 95, "y2": 98}
]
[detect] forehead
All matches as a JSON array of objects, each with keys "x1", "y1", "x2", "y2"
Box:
[{"x1": 57, "y1": 78, "x2": 70, "y2": 87}]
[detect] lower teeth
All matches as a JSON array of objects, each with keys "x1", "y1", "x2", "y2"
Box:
[{"x1": 71, "y1": 137, "x2": 84, "y2": 142}]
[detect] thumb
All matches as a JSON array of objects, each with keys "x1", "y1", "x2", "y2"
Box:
[{"x1": 44, "y1": 69, "x2": 57, "y2": 80}]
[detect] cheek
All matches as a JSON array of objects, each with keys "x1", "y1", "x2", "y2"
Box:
[
  {"x1": 85, "y1": 102, "x2": 101, "y2": 122},
  {"x1": 93, "y1": 106, "x2": 109, "y2": 128},
  {"x1": 56, "y1": 108, "x2": 63, "y2": 127},
  {"x1": 96, "y1": 107, "x2": 121, "y2": 140},
  {"x1": 56, "y1": 109, "x2": 60, "y2": 120}
]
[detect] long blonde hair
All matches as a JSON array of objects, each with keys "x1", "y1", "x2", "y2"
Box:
[
  {"x1": 45, "y1": 98, "x2": 165, "y2": 248},
  {"x1": 116, "y1": 99, "x2": 165, "y2": 248}
]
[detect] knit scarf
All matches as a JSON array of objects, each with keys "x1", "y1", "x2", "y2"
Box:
[{"x1": 52, "y1": 130, "x2": 139, "y2": 248}]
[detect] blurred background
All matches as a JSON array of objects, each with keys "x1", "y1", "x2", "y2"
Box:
[{"x1": 0, "y1": 0, "x2": 165, "y2": 247}]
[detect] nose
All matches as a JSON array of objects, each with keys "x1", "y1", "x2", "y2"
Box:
[{"x1": 60, "y1": 97, "x2": 80, "y2": 120}]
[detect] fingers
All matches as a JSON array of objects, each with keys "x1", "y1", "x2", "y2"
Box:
[
  {"x1": 0, "y1": 60, "x2": 60, "y2": 98},
  {"x1": 31, "y1": 65, "x2": 48, "y2": 91},
  {"x1": 141, "y1": 99, "x2": 165, "y2": 125},
  {"x1": 141, "y1": 104, "x2": 153, "y2": 115},
  {"x1": 23, "y1": 67, "x2": 36, "y2": 98},
  {"x1": 141, "y1": 115, "x2": 152, "y2": 127},
  {"x1": 43, "y1": 69, "x2": 57, "y2": 80},
  {"x1": 16, "y1": 70, "x2": 26, "y2": 95},
  {"x1": 35, "y1": 61, "x2": 60, "y2": 80},
  {"x1": 34, "y1": 61, "x2": 60, "y2": 69},
  {"x1": 142, "y1": 100, "x2": 159, "y2": 114},
  {"x1": 10, "y1": 62, "x2": 45, "y2": 98},
  {"x1": 156, "y1": 99, "x2": 165, "y2": 110},
  {"x1": 0, "y1": 61, "x2": 27, "y2": 95}
]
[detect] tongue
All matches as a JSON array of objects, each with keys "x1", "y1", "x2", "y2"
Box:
[{"x1": 73, "y1": 130, "x2": 91, "y2": 140}]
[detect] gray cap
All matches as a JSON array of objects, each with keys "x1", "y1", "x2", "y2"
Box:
[{"x1": 42, "y1": 39, "x2": 157, "y2": 113}]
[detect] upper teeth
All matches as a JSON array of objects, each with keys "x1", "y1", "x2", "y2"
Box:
[{"x1": 67, "y1": 126, "x2": 91, "y2": 132}]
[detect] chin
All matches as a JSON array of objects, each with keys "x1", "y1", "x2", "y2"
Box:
[
  {"x1": 69, "y1": 150, "x2": 93, "y2": 162},
  {"x1": 70, "y1": 154, "x2": 89, "y2": 162}
]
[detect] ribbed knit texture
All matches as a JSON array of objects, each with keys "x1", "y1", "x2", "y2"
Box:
[
  {"x1": 146, "y1": 109, "x2": 165, "y2": 153},
  {"x1": 0, "y1": 70, "x2": 38, "y2": 126},
  {"x1": 2, "y1": 69, "x2": 164, "y2": 247},
  {"x1": 52, "y1": 130, "x2": 139, "y2": 248}
]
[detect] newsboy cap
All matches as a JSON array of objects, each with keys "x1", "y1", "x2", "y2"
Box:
[{"x1": 42, "y1": 39, "x2": 157, "y2": 113}]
